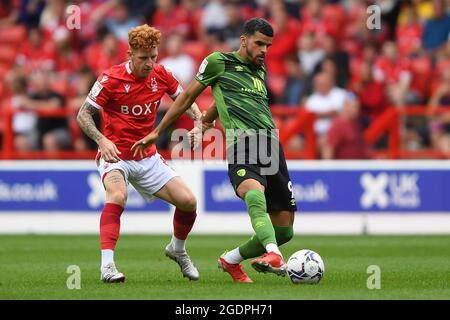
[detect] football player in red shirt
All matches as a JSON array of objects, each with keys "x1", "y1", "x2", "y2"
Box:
[{"x1": 77, "y1": 24, "x2": 202, "y2": 283}]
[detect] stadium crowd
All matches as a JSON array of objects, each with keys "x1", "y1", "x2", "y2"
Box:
[{"x1": 0, "y1": 0, "x2": 449, "y2": 158}]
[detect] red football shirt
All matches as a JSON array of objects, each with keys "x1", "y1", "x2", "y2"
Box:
[
  {"x1": 86, "y1": 61, "x2": 182, "y2": 160},
  {"x1": 373, "y1": 56, "x2": 412, "y2": 84}
]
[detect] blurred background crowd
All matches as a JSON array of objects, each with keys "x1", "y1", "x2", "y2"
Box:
[{"x1": 0, "y1": 0, "x2": 449, "y2": 159}]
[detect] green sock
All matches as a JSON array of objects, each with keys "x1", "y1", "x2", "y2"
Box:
[
  {"x1": 242, "y1": 189, "x2": 277, "y2": 250},
  {"x1": 273, "y1": 225, "x2": 294, "y2": 246},
  {"x1": 238, "y1": 235, "x2": 265, "y2": 259},
  {"x1": 239, "y1": 225, "x2": 294, "y2": 259}
]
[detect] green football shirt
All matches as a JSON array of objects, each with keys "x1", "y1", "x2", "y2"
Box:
[{"x1": 195, "y1": 51, "x2": 276, "y2": 146}]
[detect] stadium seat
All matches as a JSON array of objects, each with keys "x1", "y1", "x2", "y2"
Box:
[
  {"x1": 0, "y1": 25, "x2": 26, "y2": 45},
  {"x1": 0, "y1": 45, "x2": 17, "y2": 64}
]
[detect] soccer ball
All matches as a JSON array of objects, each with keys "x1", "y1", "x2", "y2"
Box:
[{"x1": 286, "y1": 249, "x2": 325, "y2": 284}]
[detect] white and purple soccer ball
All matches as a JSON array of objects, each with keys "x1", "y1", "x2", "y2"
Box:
[{"x1": 286, "y1": 249, "x2": 325, "y2": 284}]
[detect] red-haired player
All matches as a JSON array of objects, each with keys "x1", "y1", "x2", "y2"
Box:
[{"x1": 77, "y1": 24, "x2": 203, "y2": 283}]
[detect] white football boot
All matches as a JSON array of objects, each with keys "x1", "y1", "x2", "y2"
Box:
[
  {"x1": 100, "y1": 262, "x2": 126, "y2": 283},
  {"x1": 165, "y1": 244, "x2": 200, "y2": 281}
]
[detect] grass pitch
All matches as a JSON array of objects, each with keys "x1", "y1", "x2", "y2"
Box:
[{"x1": 0, "y1": 235, "x2": 449, "y2": 300}]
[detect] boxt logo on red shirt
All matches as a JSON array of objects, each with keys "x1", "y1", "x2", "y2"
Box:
[{"x1": 120, "y1": 101, "x2": 160, "y2": 116}]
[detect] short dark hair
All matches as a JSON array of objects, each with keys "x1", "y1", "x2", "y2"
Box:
[{"x1": 242, "y1": 18, "x2": 274, "y2": 37}]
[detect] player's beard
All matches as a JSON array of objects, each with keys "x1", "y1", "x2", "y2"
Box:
[{"x1": 246, "y1": 47, "x2": 264, "y2": 66}]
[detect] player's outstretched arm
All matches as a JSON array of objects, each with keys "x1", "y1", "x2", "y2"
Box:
[
  {"x1": 77, "y1": 101, "x2": 122, "y2": 163},
  {"x1": 156, "y1": 79, "x2": 205, "y2": 134},
  {"x1": 202, "y1": 102, "x2": 219, "y2": 124},
  {"x1": 170, "y1": 86, "x2": 202, "y2": 121},
  {"x1": 131, "y1": 80, "x2": 205, "y2": 156}
]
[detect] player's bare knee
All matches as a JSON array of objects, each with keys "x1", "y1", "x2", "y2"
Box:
[
  {"x1": 107, "y1": 190, "x2": 128, "y2": 207},
  {"x1": 179, "y1": 193, "x2": 197, "y2": 212}
]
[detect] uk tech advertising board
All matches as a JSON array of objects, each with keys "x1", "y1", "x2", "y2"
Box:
[
  {"x1": 204, "y1": 168, "x2": 450, "y2": 213},
  {"x1": 1, "y1": 161, "x2": 449, "y2": 214}
]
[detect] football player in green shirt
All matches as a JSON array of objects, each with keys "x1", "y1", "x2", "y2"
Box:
[{"x1": 132, "y1": 18, "x2": 297, "y2": 283}]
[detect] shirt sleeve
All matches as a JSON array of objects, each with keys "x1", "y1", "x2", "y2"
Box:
[
  {"x1": 164, "y1": 67, "x2": 183, "y2": 98},
  {"x1": 195, "y1": 52, "x2": 225, "y2": 87},
  {"x1": 85, "y1": 72, "x2": 111, "y2": 109}
]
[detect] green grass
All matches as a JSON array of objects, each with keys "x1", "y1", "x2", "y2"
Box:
[{"x1": 0, "y1": 235, "x2": 449, "y2": 300}]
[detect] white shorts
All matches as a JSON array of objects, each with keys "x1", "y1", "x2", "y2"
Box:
[{"x1": 96, "y1": 153, "x2": 178, "y2": 200}]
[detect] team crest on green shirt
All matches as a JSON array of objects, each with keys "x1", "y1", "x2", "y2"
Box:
[
  {"x1": 237, "y1": 169, "x2": 246, "y2": 177},
  {"x1": 235, "y1": 65, "x2": 244, "y2": 72}
]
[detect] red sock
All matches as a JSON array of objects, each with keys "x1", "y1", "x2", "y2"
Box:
[
  {"x1": 100, "y1": 203, "x2": 124, "y2": 250},
  {"x1": 173, "y1": 208, "x2": 197, "y2": 240}
]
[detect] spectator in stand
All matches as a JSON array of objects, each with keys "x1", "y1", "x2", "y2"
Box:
[
  {"x1": 349, "y1": 44, "x2": 378, "y2": 91},
  {"x1": 202, "y1": 27, "x2": 233, "y2": 54},
  {"x1": 266, "y1": 0, "x2": 299, "y2": 77},
  {"x1": 305, "y1": 72, "x2": 348, "y2": 153},
  {"x1": 104, "y1": 0, "x2": 140, "y2": 42},
  {"x1": 160, "y1": 33, "x2": 195, "y2": 87},
  {"x1": 305, "y1": 57, "x2": 340, "y2": 96},
  {"x1": 375, "y1": 0, "x2": 402, "y2": 40},
  {"x1": 0, "y1": 0, "x2": 19, "y2": 27},
  {"x1": 70, "y1": 0, "x2": 114, "y2": 47},
  {"x1": 54, "y1": 27, "x2": 84, "y2": 80},
  {"x1": 159, "y1": 33, "x2": 196, "y2": 138},
  {"x1": 374, "y1": 41, "x2": 417, "y2": 106},
  {"x1": 84, "y1": 26, "x2": 128, "y2": 75},
  {"x1": 375, "y1": 41, "x2": 429, "y2": 150},
  {"x1": 7, "y1": 74, "x2": 38, "y2": 151},
  {"x1": 351, "y1": 61, "x2": 387, "y2": 129},
  {"x1": 397, "y1": 0, "x2": 434, "y2": 25},
  {"x1": 280, "y1": 55, "x2": 305, "y2": 106},
  {"x1": 300, "y1": 0, "x2": 336, "y2": 46},
  {"x1": 16, "y1": 26, "x2": 57, "y2": 74},
  {"x1": 68, "y1": 66, "x2": 98, "y2": 151},
  {"x1": 343, "y1": 0, "x2": 390, "y2": 48},
  {"x1": 341, "y1": 0, "x2": 368, "y2": 43},
  {"x1": 17, "y1": 71, "x2": 71, "y2": 151},
  {"x1": 318, "y1": 34, "x2": 350, "y2": 89},
  {"x1": 396, "y1": 2, "x2": 424, "y2": 57},
  {"x1": 122, "y1": 0, "x2": 155, "y2": 22},
  {"x1": 297, "y1": 31, "x2": 324, "y2": 78},
  {"x1": 222, "y1": 1, "x2": 244, "y2": 50},
  {"x1": 200, "y1": 0, "x2": 228, "y2": 36},
  {"x1": 431, "y1": 40, "x2": 450, "y2": 95},
  {"x1": 422, "y1": 0, "x2": 450, "y2": 53},
  {"x1": 2, "y1": 0, "x2": 450, "y2": 160},
  {"x1": 39, "y1": 0, "x2": 66, "y2": 38},
  {"x1": 151, "y1": 0, "x2": 191, "y2": 38},
  {"x1": 427, "y1": 68, "x2": 450, "y2": 153},
  {"x1": 323, "y1": 92, "x2": 368, "y2": 159},
  {"x1": 17, "y1": 0, "x2": 45, "y2": 28},
  {"x1": 264, "y1": 0, "x2": 300, "y2": 100}
]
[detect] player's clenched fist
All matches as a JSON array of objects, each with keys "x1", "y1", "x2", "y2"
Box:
[
  {"x1": 98, "y1": 137, "x2": 122, "y2": 163},
  {"x1": 131, "y1": 131, "x2": 160, "y2": 158}
]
